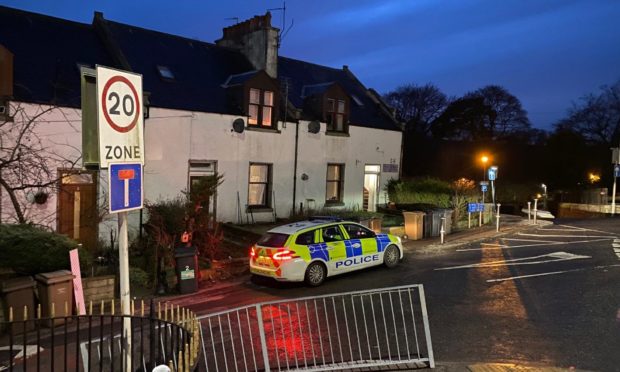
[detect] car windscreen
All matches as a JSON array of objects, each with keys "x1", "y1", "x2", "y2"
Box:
[{"x1": 256, "y1": 233, "x2": 290, "y2": 247}]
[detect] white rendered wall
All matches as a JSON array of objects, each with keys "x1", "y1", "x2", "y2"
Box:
[
  {"x1": 1, "y1": 103, "x2": 401, "y2": 239},
  {"x1": 0, "y1": 102, "x2": 82, "y2": 227},
  {"x1": 144, "y1": 109, "x2": 402, "y2": 223}
]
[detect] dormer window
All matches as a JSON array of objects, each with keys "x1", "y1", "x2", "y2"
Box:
[
  {"x1": 248, "y1": 88, "x2": 274, "y2": 127},
  {"x1": 326, "y1": 98, "x2": 347, "y2": 132}
]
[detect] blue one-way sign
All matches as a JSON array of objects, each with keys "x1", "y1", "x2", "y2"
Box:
[{"x1": 109, "y1": 163, "x2": 143, "y2": 213}]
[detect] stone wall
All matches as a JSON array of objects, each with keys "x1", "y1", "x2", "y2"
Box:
[{"x1": 82, "y1": 275, "x2": 115, "y2": 304}]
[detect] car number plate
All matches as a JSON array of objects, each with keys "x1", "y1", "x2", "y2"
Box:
[{"x1": 257, "y1": 256, "x2": 271, "y2": 266}]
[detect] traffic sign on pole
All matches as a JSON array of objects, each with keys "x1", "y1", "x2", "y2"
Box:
[
  {"x1": 109, "y1": 163, "x2": 143, "y2": 213},
  {"x1": 97, "y1": 66, "x2": 144, "y2": 168},
  {"x1": 488, "y1": 166, "x2": 498, "y2": 181},
  {"x1": 614, "y1": 165, "x2": 620, "y2": 178}
]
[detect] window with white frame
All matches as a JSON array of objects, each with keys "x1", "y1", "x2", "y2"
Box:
[
  {"x1": 248, "y1": 163, "x2": 272, "y2": 208},
  {"x1": 326, "y1": 98, "x2": 347, "y2": 132},
  {"x1": 188, "y1": 161, "x2": 217, "y2": 217},
  {"x1": 326, "y1": 164, "x2": 345, "y2": 203},
  {"x1": 248, "y1": 88, "x2": 274, "y2": 127}
]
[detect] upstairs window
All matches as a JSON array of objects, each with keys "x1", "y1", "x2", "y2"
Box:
[
  {"x1": 248, "y1": 88, "x2": 274, "y2": 127},
  {"x1": 326, "y1": 98, "x2": 347, "y2": 132}
]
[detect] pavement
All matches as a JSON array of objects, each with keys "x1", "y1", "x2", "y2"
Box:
[
  {"x1": 402, "y1": 214, "x2": 553, "y2": 253},
  {"x1": 166, "y1": 215, "x2": 590, "y2": 372}
]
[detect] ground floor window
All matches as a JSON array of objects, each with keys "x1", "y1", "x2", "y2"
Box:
[
  {"x1": 188, "y1": 160, "x2": 217, "y2": 219},
  {"x1": 248, "y1": 163, "x2": 272, "y2": 208},
  {"x1": 326, "y1": 164, "x2": 345, "y2": 203}
]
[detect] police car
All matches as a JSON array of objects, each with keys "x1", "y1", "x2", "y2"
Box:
[{"x1": 249, "y1": 217, "x2": 403, "y2": 286}]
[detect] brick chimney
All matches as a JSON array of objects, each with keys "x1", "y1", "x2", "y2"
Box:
[
  {"x1": 0, "y1": 45, "x2": 13, "y2": 97},
  {"x1": 216, "y1": 12, "x2": 279, "y2": 78}
]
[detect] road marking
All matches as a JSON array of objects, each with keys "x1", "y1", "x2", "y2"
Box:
[
  {"x1": 537, "y1": 228, "x2": 588, "y2": 232},
  {"x1": 480, "y1": 242, "x2": 507, "y2": 247},
  {"x1": 503, "y1": 238, "x2": 559, "y2": 243},
  {"x1": 555, "y1": 224, "x2": 618, "y2": 235},
  {"x1": 0, "y1": 345, "x2": 43, "y2": 360},
  {"x1": 517, "y1": 233, "x2": 618, "y2": 238},
  {"x1": 457, "y1": 238, "x2": 613, "y2": 252},
  {"x1": 487, "y1": 264, "x2": 620, "y2": 283},
  {"x1": 436, "y1": 252, "x2": 590, "y2": 271}
]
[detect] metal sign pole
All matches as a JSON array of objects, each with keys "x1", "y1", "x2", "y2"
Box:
[
  {"x1": 118, "y1": 211, "x2": 132, "y2": 371},
  {"x1": 533, "y1": 199, "x2": 538, "y2": 225},
  {"x1": 496, "y1": 203, "x2": 501, "y2": 232},
  {"x1": 612, "y1": 176, "x2": 617, "y2": 216},
  {"x1": 527, "y1": 202, "x2": 531, "y2": 224}
]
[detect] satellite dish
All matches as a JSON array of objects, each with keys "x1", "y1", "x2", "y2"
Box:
[
  {"x1": 232, "y1": 118, "x2": 245, "y2": 133},
  {"x1": 308, "y1": 120, "x2": 320, "y2": 134}
]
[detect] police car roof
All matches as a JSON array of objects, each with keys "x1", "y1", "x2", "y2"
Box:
[{"x1": 268, "y1": 219, "x2": 348, "y2": 234}]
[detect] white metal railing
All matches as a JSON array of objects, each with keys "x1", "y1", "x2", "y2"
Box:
[{"x1": 197, "y1": 284, "x2": 435, "y2": 371}]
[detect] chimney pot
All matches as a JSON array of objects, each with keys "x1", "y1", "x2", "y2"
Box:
[{"x1": 216, "y1": 12, "x2": 279, "y2": 78}]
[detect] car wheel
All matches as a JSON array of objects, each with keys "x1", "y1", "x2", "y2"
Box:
[
  {"x1": 383, "y1": 245, "x2": 400, "y2": 268},
  {"x1": 304, "y1": 262, "x2": 326, "y2": 287}
]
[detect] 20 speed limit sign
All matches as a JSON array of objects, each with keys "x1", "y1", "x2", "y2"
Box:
[{"x1": 97, "y1": 66, "x2": 144, "y2": 168}]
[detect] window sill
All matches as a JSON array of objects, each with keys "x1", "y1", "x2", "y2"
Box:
[
  {"x1": 246, "y1": 126, "x2": 281, "y2": 134},
  {"x1": 246, "y1": 207, "x2": 274, "y2": 213},
  {"x1": 325, "y1": 131, "x2": 349, "y2": 137},
  {"x1": 324, "y1": 201, "x2": 345, "y2": 207}
]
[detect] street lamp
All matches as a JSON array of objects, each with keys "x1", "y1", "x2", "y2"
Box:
[
  {"x1": 541, "y1": 183, "x2": 547, "y2": 210},
  {"x1": 480, "y1": 155, "x2": 489, "y2": 204}
]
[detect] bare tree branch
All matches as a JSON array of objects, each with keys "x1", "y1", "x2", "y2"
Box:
[{"x1": 1, "y1": 102, "x2": 82, "y2": 224}]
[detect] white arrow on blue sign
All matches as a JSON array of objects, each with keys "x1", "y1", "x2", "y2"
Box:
[
  {"x1": 615, "y1": 165, "x2": 620, "y2": 178},
  {"x1": 109, "y1": 163, "x2": 143, "y2": 213}
]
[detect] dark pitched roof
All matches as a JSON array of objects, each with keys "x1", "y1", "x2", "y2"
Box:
[
  {"x1": 0, "y1": 6, "x2": 115, "y2": 107},
  {"x1": 0, "y1": 6, "x2": 400, "y2": 131},
  {"x1": 278, "y1": 57, "x2": 399, "y2": 131},
  {"x1": 101, "y1": 19, "x2": 255, "y2": 114}
]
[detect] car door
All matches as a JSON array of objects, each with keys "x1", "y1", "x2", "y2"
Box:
[
  {"x1": 320, "y1": 225, "x2": 347, "y2": 273},
  {"x1": 342, "y1": 223, "x2": 380, "y2": 268}
]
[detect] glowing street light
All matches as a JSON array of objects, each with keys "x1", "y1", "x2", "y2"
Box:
[
  {"x1": 480, "y1": 155, "x2": 490, "y2": 180},
  {"x1": 589, "y1": 173, "x2": 601, "y2": 184},
  {"x1": 480, "y1": 155, "x2": 490, "y2": 204}
]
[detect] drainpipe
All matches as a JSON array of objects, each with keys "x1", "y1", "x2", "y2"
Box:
[{"x1": 292, "y1": 121, "x2": 299, "y2": 215}]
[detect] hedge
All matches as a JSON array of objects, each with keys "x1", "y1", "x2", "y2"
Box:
[{"x1": 0, "y1": 224, "x2": 89, "y2": 275}]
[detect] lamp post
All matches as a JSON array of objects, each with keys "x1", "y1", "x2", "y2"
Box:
[
  {"x1": 481, "y1": 155, "x2": 489, "y2": 204},
  {"x1": 541, "y1": 183, "x2": 547, "y2": 210}
]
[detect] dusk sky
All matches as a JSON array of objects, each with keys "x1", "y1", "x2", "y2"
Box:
[{"x1": 2, "y1": 0, "x2": 619, "y2": 130}]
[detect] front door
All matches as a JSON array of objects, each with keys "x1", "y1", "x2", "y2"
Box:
[
  {"x1": 57, "y1": 170, "x2": 98, "y2": 250},
  {"x1": 364, "y1": 165, "x2": 381, "y2": 212}
]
